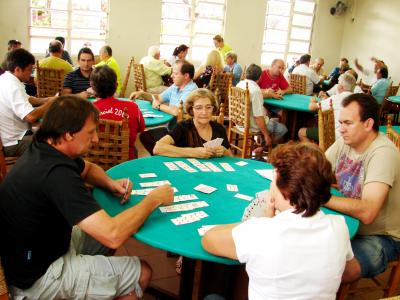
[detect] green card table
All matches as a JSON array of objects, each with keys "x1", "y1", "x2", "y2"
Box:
[
  {"x1": 93, "y1": 156, "x2": 359, "y2": 299},
  {"x1": 379, "y1": 126, "x2": 400, "y2": 134},
  {"x1": 264, "y1": 94, "x2": 315, "y2": 139}
]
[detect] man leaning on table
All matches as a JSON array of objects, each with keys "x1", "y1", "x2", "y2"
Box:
[
  {"x1": 0, "y1": 48, "x2": 56, "y2": 157},
  {"x1": 257, "y1": 58, "x2": 292, "y2": 99},
  {"x1": 0, "y1": 95, "x2": 174, "y2": 300},
  {"x1": 130, "y1": 60, "x2": 198, "y2": 154},
  {"x1": 324, "y1": 93, "x2": 400, "y2": 283}
]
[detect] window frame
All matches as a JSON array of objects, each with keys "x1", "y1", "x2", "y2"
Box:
[
  {"x1": 160, "y1": 0, "x2": 227, "y2": 63},
  {"x1": 261, "y1": 0, "x2": 316, "y2": 67},
  {"x1": 29, "y1": 0, "x2": 110, "y2": 55}
]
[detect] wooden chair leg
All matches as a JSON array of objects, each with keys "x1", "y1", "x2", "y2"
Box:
[{"x1": 384, "y1": 263, "x2": 400, "y2": 297}]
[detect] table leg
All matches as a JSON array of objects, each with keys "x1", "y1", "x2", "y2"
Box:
[{"x1": 180, "y1": 257, "x2": 204, "y2": 300}]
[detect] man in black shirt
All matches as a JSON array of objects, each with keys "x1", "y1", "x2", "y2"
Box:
[
  {"x1": 63, "y1": 47, "x2": 95, "y2": 99},
  {"x1": 0, "y1": 95, "x2": 174, "y2": 299}
]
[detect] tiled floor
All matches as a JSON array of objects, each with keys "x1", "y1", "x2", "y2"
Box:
[{"x1": 132, "y1": 136, "x2": 400, "y2": 300}]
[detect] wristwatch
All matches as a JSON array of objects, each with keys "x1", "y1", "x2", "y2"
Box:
[{"x1": 157, "y1": 104, "x2": 161, "y2": 111}]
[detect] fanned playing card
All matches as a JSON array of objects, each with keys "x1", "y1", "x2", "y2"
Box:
[{"x1": 242, "y1": 190, "x2": 270, "y2": 221}]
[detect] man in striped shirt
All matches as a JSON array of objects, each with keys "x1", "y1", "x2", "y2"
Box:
[{"x1": 63, "y1": 47, "x2": 94, "y2": 99}]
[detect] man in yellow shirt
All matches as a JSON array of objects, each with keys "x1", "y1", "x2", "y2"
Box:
[
  {"x1": 95, "y1": 45, "x2": 122, "y2": 94},
  {"x1": 213, "y1": 35, "x2": 232, "y2": 60},
  {"x1": 39, "y1": 40, "x2": 73, "y2": 78}
]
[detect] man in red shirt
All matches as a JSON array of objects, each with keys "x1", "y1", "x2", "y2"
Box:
[
  {"x1": 258, "y1": 59, "x2": 292, "y2": 99},
  {"x1": 91, "y1": 65, "x2": 145, "y2": 159}
]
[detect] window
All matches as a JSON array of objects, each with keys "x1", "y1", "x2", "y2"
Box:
[
  {"x1": 261, "y1": 0, "x2": 315, "y2": 66},
  {"x1": 160, "y1": 0, "x2": 227, "y2": 62},
  {"x1": 29, "y1": 0, "x2": 109, "y2": 55}
]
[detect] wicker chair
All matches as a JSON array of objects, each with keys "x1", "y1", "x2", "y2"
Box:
[
  {"x1": 318, "y1": 99, "x2": 335, "y2": 152},
  {"x1": 132, "y1": 60, "x2": 147, "y2": 92},
  {"x1": 208, "y1": 72, "x2": 233, "y2": 105},
  {"x1": 240, "y1": 65, "x2": 246, "y2": 81},
  {"x1": 36, "y1": 60, "x2": 64, "y2": 98},
  {"x1": 84, "y1": 109, "x2": 129, "y2": 170},
  {"x1": 289, "y1": 73, "x2": 307, "y2": 94},
  {"x1": 119, "y1": 57, "x2": 134, "y2": 97},
  {"x1": 0, "y1": 259, "x2": 9, "y2": 300},
  {"x1": 228, "y1": 83, "x2": 261, "y2": 158},
  {"x1": 358, "y1": 79, "x2": 372, "y2": 93},
  {"x1": 386, "y1": 117, "x2": 400, "y2": 150},
  {"x1": 380, "y1": 81, "x2": 396, "y2": 124}
]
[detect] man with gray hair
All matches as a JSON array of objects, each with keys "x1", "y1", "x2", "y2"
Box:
[
  {"x1": 39, "y1": 40, "x2": 73, "y2": 78},
  {"x1": 95, "y1": 45, "x2": 122, "y2": 94},
  {"x1": 298, "y1": 72, "x2": 356, "y2": 142},
  {"x1": 140, "y1": 45, "x2": 172, "y2": 93},
  {"x1": 236, "y1": 64, "x2": 287, "y2": 149},
  {"x1": 223, "y1": 51, "x2": 242, "y2": 86}
]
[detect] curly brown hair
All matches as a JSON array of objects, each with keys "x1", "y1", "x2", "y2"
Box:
[{"x1": 269, "y1": 142, "x2": 333, "y2": 217}]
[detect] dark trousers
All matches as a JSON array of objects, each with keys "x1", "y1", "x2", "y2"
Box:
[{"x1": 139, "y1": 127, "x2": 168, "y2": 155}]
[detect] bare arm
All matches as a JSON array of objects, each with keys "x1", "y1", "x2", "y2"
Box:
[
  {"x1": 354, "y1": 59, "x2": 364, "y2": 72},
  {"x1": 308, "y1": 97, "x2": 319, "y2": 111},
  {"x1": 78, "y1": 184, "x2": 174, "y2": 249},
  {"x1": 24, "y1": 97, "x2": 56, "y2": 123},
  {"x1": 325, "y1": 182, "x2": 389, "y2": 224},
  {"x1": 129, "y1": 90, "x2": 158, "y2": 101},
  {"x1": 281, "y1": 86, "x2": 292, "y2": 95},
  {"x1": 202, "y1": 223, "x2": 240, "y2": 260},
  {"x1": 153, "y1": 134, "x2": 214, "y2": 158},
  {"x1": 159, "y1": 103, "x2": 178, "y2": 116},
  {"x1": 194, "y1": 65, "x2": 206, "y2": 80},
  {"x1": 62, "y1": 88, "x2": 73, "y2": 95},
  {"x1": 254, "y1": 116, "x2": 272, "y2": 146}
]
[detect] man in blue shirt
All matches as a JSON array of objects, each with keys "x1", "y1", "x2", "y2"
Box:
[
  {"x1": 130, "y1": 60, "x2": 197, "y2": 154},
  {"x1": 371, "y1": 67, "x2": 390, "y2": 104},
  {"x1": 130, "y1": 60, "x2": 197, "y2": 116}
]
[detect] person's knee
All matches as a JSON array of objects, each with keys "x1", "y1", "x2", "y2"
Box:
[{"x1": 139, "y1": 260, "x2": 152, "y2": 290}]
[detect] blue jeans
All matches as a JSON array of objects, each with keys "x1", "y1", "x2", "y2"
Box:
[
  {"x1": 266, "y1": 118, "x2": 288, "y2": 141},
  {"x1": 351, "y1": 235, "x2": 400, "y2": 278}
]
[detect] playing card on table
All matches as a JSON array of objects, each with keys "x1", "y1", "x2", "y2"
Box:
[
  {"x1": 187, "y1": 159, "x2": 211, "y2": 172},
  {"x1": 139, "y1": 173, "x2": 157, "y2": 178},
  {"x1": 234, "y1": 193, "x2": 253, "y2": 201},
  {"x1": 203, "y1": 162, "x2": 222, "y2": 172},
  {"x1": 164, "y1": 162, "x2": 179, "y2": 171},
  {"x1": 226, "y1": 184, "x2": 238, "y2": 192},
  {"x1": 181, "y1": 210, "x2": 208, "y2": 219},
  {"x1": 139, "y1": 180, "x2": 170, "y2": 187},
  {"x1": 235, "y1": 161, "x2": 248, "y2": 166},
  {"x1": 219, "y1": 162, "x2": 235, "y2": 172},
  {"x1": 194, "y1": 184, "x2": 217, "y2": 194},
  {"x1": 197, "y1": 225, "x2": 217, "y2": 236},
  {"x1": 143, "y1": 113, "x2": 163, "y2": 118},
  {"x1": 255, "y1": 169, "x2": 274, "y2": 181},
  {"x1": 174, "y1": 194, "x2": 198, "y2": 202},
  {"x1": 159, "y1": 200, "x2": 209, "y2": 213},
  {"x1": 175, "y1": 161, "x2": 198, "y2": 173},
  {"x1": 132, "y1": 187, "x2": 178, "y2": 195}
]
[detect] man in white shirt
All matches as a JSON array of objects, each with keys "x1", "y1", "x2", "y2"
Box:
[
  {"x1": 292, "y1": 54, "x2": 322, "y2": 95},
  {"x1": 298, "y1": 73, "x2": 356, "y2": 142},
  {"x1": 202, "y1": 142, "x2": 355, "y2": 300},
  {"x1": 0, "y1": 48, "x2": 55, "y2": 156},
  {"x1": 140, "y1": 46, "x2": 172, "y2": 94},
  {"x1": 236, "y1": 64, "x2": 287, "y2": 147},
  {"x1": 354, "y1": 56, "x2": 386, "y2": 86}
]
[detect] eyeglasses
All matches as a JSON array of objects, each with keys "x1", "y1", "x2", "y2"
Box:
[{"x1": 193, "y1": 105, "x2": 213, "y2": 111}]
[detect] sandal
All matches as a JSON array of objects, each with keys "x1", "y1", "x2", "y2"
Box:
[{"x1": 175, "y1": 256, "x2": 182, "y2": 275}]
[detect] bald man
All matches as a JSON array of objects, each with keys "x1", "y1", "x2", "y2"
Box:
[
  {"x1": 39, "y1": 40, "x2": 73, "y2": 77},
  {"x1": 257, "y1": 59, "x2": 292, "y2": 99}
]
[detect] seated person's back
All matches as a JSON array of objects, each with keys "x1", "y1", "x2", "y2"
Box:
[{"x1": 92, "y1": 65, "x2": 145, "y2": 159}]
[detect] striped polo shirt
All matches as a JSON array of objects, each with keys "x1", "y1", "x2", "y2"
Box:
[{"x1": 63, "y1": 68, "x2": 91, "y2": 94}]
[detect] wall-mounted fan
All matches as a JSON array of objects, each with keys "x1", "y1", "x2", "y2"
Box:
[{"x1": 330, "y1": 1, "x2": 348, "y2": 16}]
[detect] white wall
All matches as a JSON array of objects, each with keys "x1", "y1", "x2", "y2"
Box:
[{"x1": 340, "y1": 0, "x2": 400, "y2": 83}]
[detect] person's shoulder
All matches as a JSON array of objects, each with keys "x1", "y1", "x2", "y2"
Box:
[{"x1": 186, "y1": 80, "x2": 198, "y2": 91}]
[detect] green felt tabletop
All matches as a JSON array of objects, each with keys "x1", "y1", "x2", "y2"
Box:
[
  {"x1": 93, "y1": 156, "x2": 359, "y2": 265},
  {"x1": 379, "y1": 126, "x2": 400, "y2": 134},
  {"x1": 89, "y1": 97, "x2": 174, "y2": 127},
  {"x1": 264, "y1": 94, "x2": 314, "y2": 112},
  {"x1": 388, "y1": 96, "x2": 400, "y2": 104}
]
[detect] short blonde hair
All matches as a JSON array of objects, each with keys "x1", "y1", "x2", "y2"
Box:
[
  {"x1": 185, "y1": 88, "x2": 218, "y2": 117},
  {"x1": 206, "y1": 49, "x2": 224, "y2": 69}
]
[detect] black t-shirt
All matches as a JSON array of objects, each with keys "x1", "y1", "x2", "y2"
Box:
[
  {"x1": 169, "y1": 119, "x2": 230, "y2": 149},
  {"x1": 0, "y1": 141, "x2": 101, "y2": 289}
]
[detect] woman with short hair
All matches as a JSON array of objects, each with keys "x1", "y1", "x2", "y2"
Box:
[{"x1": 153, "y1": 88, "x2": 231, "y2": 158}]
